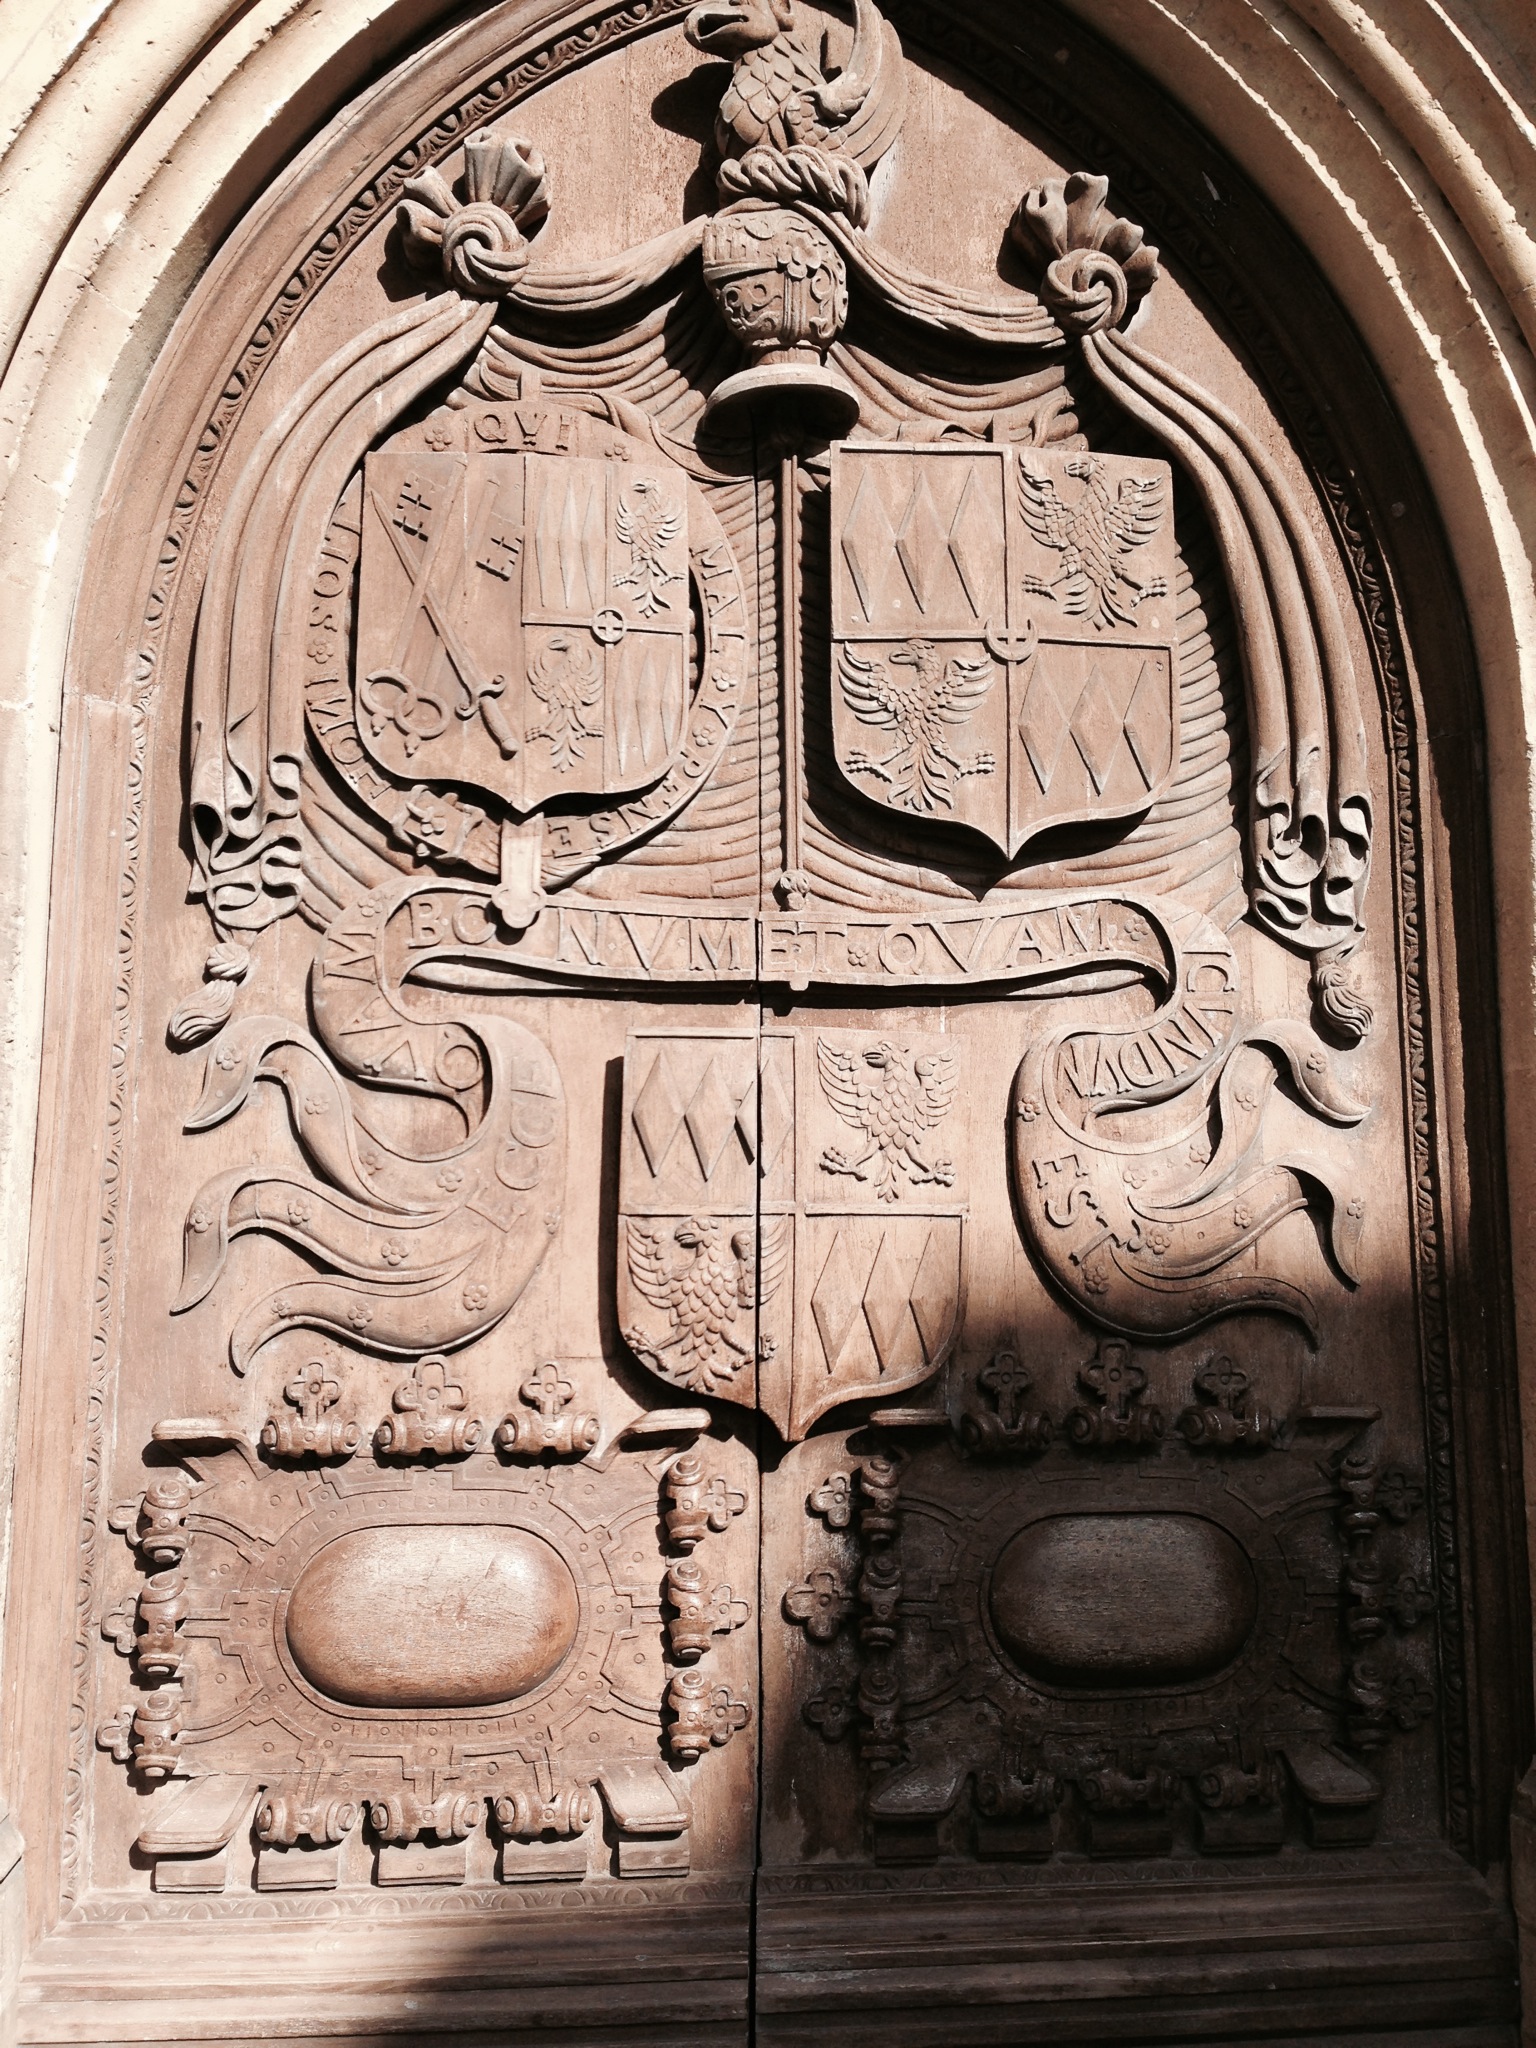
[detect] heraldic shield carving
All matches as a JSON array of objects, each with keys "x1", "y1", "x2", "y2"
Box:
[
  {"x1": 74, "y1": 0, "x2": 1513, "y2": 2018},
  {"x1": 832, "y1": 442, "x2": 1177, "y2": 854},
  {"x1": 619, "y1": 1028, "x2": 964, "y2": 1440},
  {"x1": 357, "y1": 447, "x2": 691, "y2": 811}
]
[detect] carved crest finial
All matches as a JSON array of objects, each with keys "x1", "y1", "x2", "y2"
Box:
[
  {"x1": 1010, "y1": 172, "x2": 1159, "y2": 336},
  {"x1": 398, "y1": 132, "x2": 550, "y2": 299},
  {"x1": 687, "y1": 0, "x2": 905, "y2": 179}
]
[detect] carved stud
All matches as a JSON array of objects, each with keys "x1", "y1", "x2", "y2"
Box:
[
  {"x1": 664, "y1": 1452, "x2": 746, "y2": 1552},
  {"x1": 1346, "y1": 1658, "x2": 1434, "y2": 1751},
  {"x1": 375, "y1": 1356, "x2": 483, "y2": 1459},
  {"x1": 857, "y1": 1660, "x2": 903, "y2": 1772},
  {"x1": 101, "y1": 1602, "x2": 137, "y2": 1658},
  {"x1": 260, "y1": 1359, "x2": 362, "y2": 1460},
  {"x1": 1177, "y1": 1355, "x2": 1279, "y2": 1452},
  {"x1": 782, "y1": 1566, "x2": 854, "y2": 1644},
  {"x1": 808, "y1": 1471, "x2": 854, "y2": 1528},
  {"x1": 804, "y1": 1684, "x2": 857, "y2": 1742},
  {"x1": 857, "y1": 1454, "x2": 902, "y2": 1544},
  {"x1": 857, "y1": 1552, "x2": 901, "y2": 1649},
  {"x1": 491, "y1": 1784, "x2": 595, "y2": 1840},
  {"x1": 973, "y1": 1764, "x2": 1062, "y2": 1860},
  {"x1": 960, "y1": 1349, "x2": 1053, "y2": 1455},
  {"x1": 135, "y1": 1570, "x2": 190, "y2": 1679},
  {"x1": 1193, "y1": 1757, "x2": 1286, "y2": 1851},
  {"x1": 100, "y1": 1465, "x2": 200, "y2": 1716},
  {"x1": 1076, "y1": 1764, "x2": 1180, "y2": 1813},
  {"x1": 367, "y1": 1792, "x2": 483, "y2": 1845},
  {"x1": 256, "y1": 1792, "x2": 360, "y2": 1848},
  {"x1": 1196, "y1": 1760, "x2": 1282, "y2": 1813},
  {"x1": 666, "y1": 1560, "x2": 750, "y2": 1662},
  {"x1": 1067, "y1": 1339, "x2": 1163, "y2": 1449},
  {"x1": 976, "y1": 1766, "x2": 1061, "y2": 1820},
  {"x1": 666, "y1": 1670, "x2": 752, "y2": 1760},
  {"x1": 1073, "y1": 1761, "x2": 1187, "y2": 1859},
  {"x1": 495, "y1": 1361, "x2": 599, "y2": 1459},
  {"x1": 96, "y1": 1705, "x2": 135, "y2": 1765},
  {"x1": 128, "y1": 1687, "x2": 185, "y2": 1781},
  {"x1": 136, "y1": 1473, "x2": 194, "y2": 1565}
]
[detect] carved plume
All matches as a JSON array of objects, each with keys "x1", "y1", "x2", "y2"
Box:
[
  {"x1": 1010, "y1": 172, "x2": 1160, "y2": 335},
  {"x1": 399, "y1": 131, "x2": 550, "y2": 298}
]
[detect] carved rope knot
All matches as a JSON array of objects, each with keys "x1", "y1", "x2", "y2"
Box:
[
  {"x1": 717, "y1": 144, "x2": 871, "y2": 228},
  {"x1": 399, "y1": 131, "x2": 551, "y2": 299},
  {"x1": 1010, "y1": 172, "x2": 1159, "y2": 337}
]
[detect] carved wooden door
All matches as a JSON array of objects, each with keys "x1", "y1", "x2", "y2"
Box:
[{"x1": 11, "y1": 1, "x2": 1524, "y2": 2042}]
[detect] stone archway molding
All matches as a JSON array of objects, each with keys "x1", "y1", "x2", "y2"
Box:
[{"x1": 0, "y1": 0, "x2": 1532, "y2": 2032}]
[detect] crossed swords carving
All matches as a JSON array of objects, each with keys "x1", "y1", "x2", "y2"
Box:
[{"x1": 359, "y1": 472, "x2": 525, "y2": 760}]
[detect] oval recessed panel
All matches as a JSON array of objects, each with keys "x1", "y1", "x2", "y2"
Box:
[
  {"x1": 989, "y1": 1513, "x2": 1257, "y2": 1687},
  {"x1": 285, "y1": 1524, "x2": 579, "y2": 1708}
]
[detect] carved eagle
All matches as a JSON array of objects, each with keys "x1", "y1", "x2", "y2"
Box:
[
  {"x1": 684, "y1": 0, "x2": 906, "y2": 167},
  {"x1": 526, "y1": 632, "x2": 604, "y2": 771},
  {"x1": 816, "y1": 1039, "x2": 958, "y2": 1201},
  {"x1": 625, "y1": 1214, "x2": 790, "y2": 1392},
  {"x1": 613, "y1": 478, "x2": 684, "y2": 617},
  {"x1": 838, "y1": 638, "x2": 995, "y2": 814},
  {"x1": 1016, "y1": 453, "x2": 1168, "y2": 632}
]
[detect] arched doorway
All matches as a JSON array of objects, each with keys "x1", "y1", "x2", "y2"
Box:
[{"x1": 3, "y1": 2, "x2": 1526, "y2": 2039}]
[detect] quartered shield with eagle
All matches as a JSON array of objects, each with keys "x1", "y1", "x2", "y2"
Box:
[
  {"x1": 617, "y1": 1026, "x2": 967, "y2": 1442},
  {"x1": 355, "y1": 446, "x2": 692, "y2": 816},
  {"x1": 830, "y1": 441, "x2": 1179, "y2": 858}
]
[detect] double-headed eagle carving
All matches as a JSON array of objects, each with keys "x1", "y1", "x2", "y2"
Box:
[
  {"x1": 625, "y1": 1214, "x2": 790, "y2": 1393},
  {"x1": 817, "y1": 1038, "x2": 958, "y2": 1201},
  {"x1": 1017, "y1": 453, "x2": 1168, "y2": 631},
  {"x1": 685, "y1": 0, "x2": 905, "y2": 164},
  {"x1": 839, "y1": 639, "x2": 996, "y2": 814}
]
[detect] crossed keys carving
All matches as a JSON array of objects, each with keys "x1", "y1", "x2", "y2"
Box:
[{"x1": 358, "y1": 470, "x2": 520, "y2": 760}]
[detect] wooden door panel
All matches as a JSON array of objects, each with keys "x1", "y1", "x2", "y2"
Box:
[{"x1": 10, "y1": 1, "x2": 1522, "y2": 2041}]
